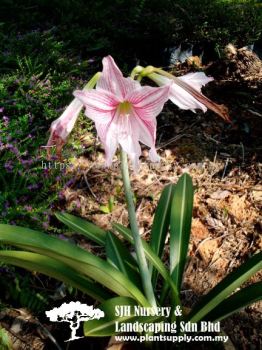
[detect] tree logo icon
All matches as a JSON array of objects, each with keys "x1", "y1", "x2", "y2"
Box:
[{"x1": 45, "y1": 301, "x2": 104, "y2": 341}]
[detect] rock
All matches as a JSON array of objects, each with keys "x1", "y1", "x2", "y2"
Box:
[
  {"x1": 228, "y1": 194, "x2": 257, "y2": 222},
  {"x1": 252, "y1": 188, "x2": 262, "y2": 202},
  {"x1": 191, "y1": 218, "x2": 210, "y2": 241},
  {"x1": 198, "y1": 239, "x2": 219, "y2": 264},
  {"x1": 210, "y1": 190, "x2": 231, "y2": 200}
]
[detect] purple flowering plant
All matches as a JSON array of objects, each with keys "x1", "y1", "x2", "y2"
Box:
[{"x1": 0, "y1": 60, "x2": 85, "y2": 231}]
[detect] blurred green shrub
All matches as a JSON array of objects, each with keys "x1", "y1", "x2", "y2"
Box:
[
  {"x1": 0, "y1": 326, "x2": 12, "y2": 350},
  {"x1": 0, "y1": 0, "x2": 261, "y2": 65}
]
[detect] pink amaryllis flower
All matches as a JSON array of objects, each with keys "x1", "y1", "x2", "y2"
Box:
[
  {"x1": 45, "y1": 98, "x2": 83, "y2": 159},
  {"x1": 149, "y1": 72, "x2": 231, "y2": 122},
  {"x1": 74, "y1": 56, "x2": 170, "y2": 170},
  {"x1": 44, "y1": 72, "x2": 101, "y2": 159}
]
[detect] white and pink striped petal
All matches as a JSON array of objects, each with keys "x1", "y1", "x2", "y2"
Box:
[
  {"x1": 149, "y1": 71, "x2": 230, "y2": 121},
  {"x1": 96, "y1": 56, "x2": 141, "y2": 99},
  {"x1": 46, "y1": 97, "x2": 83, "y2": 158},
  {"x1": 74, "y1": 56, "x2": 170, "y2": 169},
  {"x1": 127, "y1": 84, "x2": 170, "y2": 120},
  {"x1": 149, "y1": 72, "x2": 212, "y2": 112},
  {"x1": 73, "y1": 89, "x2": 118, "y2": 124}
]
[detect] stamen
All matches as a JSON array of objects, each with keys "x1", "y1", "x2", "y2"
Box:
[{"x1": 118, "y1": 101, "x2": 132, "y2": 116}]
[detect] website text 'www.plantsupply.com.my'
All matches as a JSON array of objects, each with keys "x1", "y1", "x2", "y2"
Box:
[
  {"x1": 113, "y1": 306, "x2": 228, "y2": 344},
  {"x1": 115, "y1": 334, "x2": 228, "y2": 343}
]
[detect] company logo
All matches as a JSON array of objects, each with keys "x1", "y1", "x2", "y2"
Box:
[{"x1": 45, "y1": 301, "x2": 104, "y2": 342}]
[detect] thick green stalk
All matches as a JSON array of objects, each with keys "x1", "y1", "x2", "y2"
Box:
[
  {"x1": 130, "y1": 65, "x2": 144, "y2": 80},
  {"x1": 120, "y1": 149, "x2": 156, "y2": 307}
]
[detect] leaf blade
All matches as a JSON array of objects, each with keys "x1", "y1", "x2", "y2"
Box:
[
  {"x1": 150, "y1": 184, "x2": 176, "y2": 286},
  {"x1": 0, "y1": 250, "x2": 111, "y2": 302},
  {"x1": 113, "y1": 223, "x2": 180, "y2": 305},
  {"x1": 204, "y1": 282, "x2": 262, "y2": 322},
  {"x1": 187, "y1": 252, "x2": 262, "y2": 323},
  {"x1": 0, "y1": 224, "x2": 149, "y2": 306},
  {"x1": 55, "y1": 212, "x2": 106, "y2": 245},
  {"x1": 106, "y1": 232, "x2": 141, "y2": 287},
  {"x1": 170, "y1": 173, "x2": 194, "y2": 291}
]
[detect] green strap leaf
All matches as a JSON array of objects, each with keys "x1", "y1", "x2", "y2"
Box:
[
  {"x1": 56, "y1": 212, "x2": 140, "y2": 278},
  {"x1": 204, "y1": 282, "x2": 262, "y2": 322},
  {"x1": 187, "y1": 252, "x2": 262, "y2": 323},
  {"x1": 84, "y1": 296, "x2": 162, "y2": 337},
  {"x1": 106, "y1": 232, "x2": 140, "y2": 287},
  {"x1": 55, "y1": 212, "x2": 106, "y2": 245},
  {"x1": 57, "y1": 212, "x2": 141, "y2": 287},
  {"x1": 113, "y1": 223, "x2": 180, "y2": 306},
  {"x1": 150, "y1": 184, "x2": 176, "y2": 287},
  {"x1": 170, "y1": 173, "x2": 194, "y2": 292},
  {"x1": 0, "y1": 250, "x2": 111, "y2": 302},
  {"x1": 0, "y1": 224, "x2": 149, "y2": 306}
]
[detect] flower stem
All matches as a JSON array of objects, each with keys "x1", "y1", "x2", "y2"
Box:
[
  {"x1": 130, "y1": 65, "x2": 144, "y2": 80},
  {"x1": 120, "y1": 148, "x2": 156, "y2": 307},
  {"x1": 84, "y1": 72, "x2": 102, "y2": 90}
]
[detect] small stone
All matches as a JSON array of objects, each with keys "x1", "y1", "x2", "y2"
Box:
[
  {"x1": 191, "y1": 218, "x2": 210, "y2": 241},
  {"x1": 198, "y1": 239, "x2": 218, "y2": 264},
  {"x1": 210, "y1": 190, "x2": 231, "y2": 200},
  {"x1": 164, "y1": 149, "x2": 172, "y2": 157},
  {"x1": 252, "y1": 189, "x2": 262, "y2": 202}
]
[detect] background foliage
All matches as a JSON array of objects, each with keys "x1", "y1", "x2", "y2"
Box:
[{"x1": 0, "y1": 0, "x2": 261, "y2": 68}]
